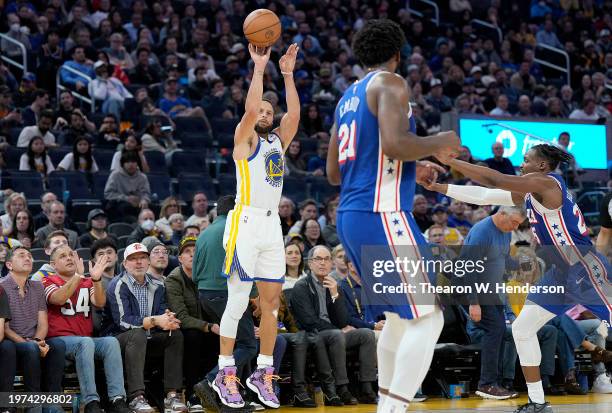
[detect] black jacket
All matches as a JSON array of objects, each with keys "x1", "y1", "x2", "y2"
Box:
[{"x1": 289, "y1": 274, "x2": 348, "y2": 333}]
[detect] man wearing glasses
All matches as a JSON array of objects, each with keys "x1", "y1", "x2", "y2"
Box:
[{"x1": 142, "y1": 237, "x2": 169, "y2": 281}]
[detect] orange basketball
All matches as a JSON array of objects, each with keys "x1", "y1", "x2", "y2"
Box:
[{"x1": 243, "y1": 9, "x2": 281, "y2": 48}]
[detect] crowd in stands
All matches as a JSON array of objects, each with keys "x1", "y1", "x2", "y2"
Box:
[{"x1": 0, "y1": 0, "x2": 612, "y2": 412}]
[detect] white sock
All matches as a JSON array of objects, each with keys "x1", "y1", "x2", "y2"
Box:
[
  {"x1": 526, "y1": 381, "x2": 545, "y2": 404},
  {"x1": 256, "y1": 354, "x2": 274, "y2": 369},
  {"x1": 381, "y1": 395, "x2": 408, "y2": 413},
  {"x1": 218, "y1": 355, "x2": 235, "y2": 369},
  {"x1": 376, "y1": 393, "x2": 388, "y2": 413}
]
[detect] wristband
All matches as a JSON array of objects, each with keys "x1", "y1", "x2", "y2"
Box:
[
  {"x1": 281, "y1": 71, "x2": 293, "y2": 76},
  {"x1": 92, "y1": 278, "x2": 101, "y2": 283}
]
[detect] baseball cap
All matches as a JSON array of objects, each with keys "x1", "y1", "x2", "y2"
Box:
[
  {"x1": 295, "y1": 70, "x2": 309, "y2": 80},
  {"x1": 600, "y1": 29, "x2": 610, "y2": 37},
  {"x1": 93, "y1": 61, "x2": 107, "y2": 70},
  {"x1": 584, "y1": 39, "x2": 595, "y2": 48},
  {"x1": 87, "y1": 209, "x2": 106, "y2": 221},
  {"x1": 166, "y1": 76, "x2": 178, "y2": 83},
  {"x1": 432, "y1": 204, "x2": 448, "y2": 214},
  {"x1": 407, "y1": 64, "x2": 419, "y2": 72},
  {"x1": 430, "y1": 78, "x2": 442, "y2": 87},
  {"x1": 23, "y1": 72, "x2": 36, "y2": 82},
  {"x1": 124, "y1": 243, "x2": 149, "y2": 260},
  {"x1": 319, "y1": 67, "x2": 332, "y2": 77},
  {"x1": 168, "y1": 213, "x2": 184, "y2": 223},
  {"x1": 225, "y1": 55, "x2": 239, "y2": 64},
  {"x1": 141, "y1": 236, "x2": 165, "y2": 254},
  {"x1": 470, "y1": 66, "x2": 483, "y2": 75},
  {"x1": 230, "y1": 43, "x2": 246, "y2": 54},
  {"x1": 178, "y1": 236, "x2": 197, "y2": 255}
]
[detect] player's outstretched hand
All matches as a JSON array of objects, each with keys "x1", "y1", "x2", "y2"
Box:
[
  {"x1": 279, "y1": 43, "x2": 299, "y2": 73},
  {"x1": 416, "y1": 160, "x2": 445, "y2": 187},
  {"x1": 248, "y1": 44, "x2": 271, "y2": 70},
  {"x1": 433, "y1": 131, "x2": 461, "y2": 164}
]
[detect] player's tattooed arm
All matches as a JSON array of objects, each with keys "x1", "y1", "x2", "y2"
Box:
[{"x1": 326, "y1": 122, "x2": 341, "y2": 185}]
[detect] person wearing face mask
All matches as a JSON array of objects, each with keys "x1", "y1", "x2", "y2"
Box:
[
  {"x1": 2, "y1": 14, "x2": 32, "y2": 61},
  {"x1": 126, "y1": 209, "x2": 165, "y2": 246}
]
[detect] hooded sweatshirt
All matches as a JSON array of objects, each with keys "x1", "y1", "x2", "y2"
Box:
[{"x1": 104, "y1": 167, "x2": 151, "y2": 203}]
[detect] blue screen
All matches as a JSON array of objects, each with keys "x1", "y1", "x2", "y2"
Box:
[{"x1": 458, "y1": 117, "x2": 608, "y2": 169}]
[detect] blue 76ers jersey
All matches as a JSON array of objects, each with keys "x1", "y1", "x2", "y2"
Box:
[
  {"x1": 335, "y1": 70, "x2": 417, "y2": 213},
  {"x1": 525, "y1": 173, "x2": 593, "y2": 267}
]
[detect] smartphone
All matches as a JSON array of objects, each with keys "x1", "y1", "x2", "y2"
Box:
[{"x1": 161, "y1": 125, "x2": 173, "y2": 132}]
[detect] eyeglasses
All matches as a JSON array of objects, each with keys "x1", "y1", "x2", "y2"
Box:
[
  {"x1": 167, "y1": 204, "x2": 179, "y2": 208},
  {"x1": 310, "y1": 256, "x2": 331, "y2": 263},
  {"x1": 151, "y1": 249, "x2": 169, "y2": 256}
]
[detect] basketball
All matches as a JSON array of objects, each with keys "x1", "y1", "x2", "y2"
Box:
[{"x1": 243, "y1": 9, "x2": 281, "y2": 48}]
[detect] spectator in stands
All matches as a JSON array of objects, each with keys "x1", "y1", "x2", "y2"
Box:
[
  {"x1": 510, "y1": 62, "x2": 537, "y2": 93},
  {"x1": 156, "y1": 197, "x2": 182, "y2": 240},
  {"x1": 429, "y1": 204, "x2": 464, "y2": 246},
  {"x1": 184, "y1": 225, "x2": 200, "y2": 239},
  {"x1": 307, "y1": 140, "x2": 328, "y2": 175},
  {"x1": 340, "y1": 256, "x2": 384, "y2": 333},
  {"x1": 413, "y1": 194, "x2": 433, "y2": 233},
  {"x1": 299, "y1": 218, "x2": 327, "y2": 255},
  {"x1": 515, "y1": 94, "x2": 533, "y2": 117},
  {"x1": 79, "y1": 209, "x2": 116, "y2": 249},
  {"x1": 167, "y1": 214, "x2": 185, "y2": 246},
  {"x1": 283, "y1": 243, "x2": 306, "y2": 292},
  {"x1": 57, "y1": 136, "x2": 100, "y2": 173},
  {"x1": 17, "y1": 109, "x2": 56, "y2": 148},
  {"x1": 7, "y1": 210, "x2": 34, "y2": 249},
  {"x1": 299, "y1": 104, "x2": 324, "y2": 138},
  {"x1": 60, "y1": 46, "x2": 95, "y2": 94},
  {"x1": 57, "y1": 109, "x2": 96, "y2": 146},
  {"x1": 104, "y1": 151, "x2": 151, "y2": 223},
  {"x1": 285, "y1": 140, "x2": 312, "y2": 178},
  {"x1": 143, "y1": 237, "x2": 169, "y2": 281},
  {"x1": 126, "y1": 209, "x2": 164, "y2": 245},
  {"x1": 322, "y1": 200, "x2": 340, "y2": 247},
  {"x1": 129, "y1": 48, "x2": 161, "y2": 85},
  {"x1": 103, "y1": 243, "x2": 186, "y2": 413},
  {"x1": 0, "y1": 247, "x2": 66, "y2": 404},
  {"x1": 485, "y1": 142, "x2": 516, "y2": 175},
  {"x1": 569, "y1": 97, "x2": 600, "y2": 120},
  {"x1": 19, "y1": 136, "x2": 55, "y2": 177},
  {"x1": 110, "y1": 130, "x2": 150, "y2": 173},
  {"x1": 91, "y1": 238, "x2": 119, "y2": 290},
  {"x1": 329, "y1": 244, "x2": 348, "y2": 282},
  {"x1": 33, "y1": 192, "x2": 56, "y2": 230},
  {"x1": 1, "y1": 192, "x2": 27, "y2": 235},
  {"x1": 21, "y1": 89, "x2": 49, "y2": 127},
  {"x1": 311, "y1": 68, "x2": 340, "y2": 104},
  {"x1": 55, "y1": 91, "x2": 78, "y2": 123},
  {"x1": 140, "y1": 119, "x2": 180, "y2": 163},
  {"x1": 89, "y1": 61, "x2": 133, "y2": 121},
  {"x1": 2, "y1": 14, "x2": 32, "y2": 60},
  {"x1": 34, "y1": 201, "x2": 79, "y2": 249},
  {"x1": 30, "y1": 230, "x2": 68, "y2": 280},
  {"x1": 97, "y1": 114, "x2": 121, "y2": 149},
  {"x1": 291, "y1": 245, "x2": 377, "y2": 405},
  {"x1": 447, "y1": 199, "x2": 473, "y2": 236},
  {"x1": 490, "y1": 94, "x2": 511, "y2": 117},
  {"x1": 43, "y1": 245, "x2": 130, "y2": 413},
  {"x1": 37, "y1": 29, "x2": 65, "y2": 93},
  {"x1": 289, "y1": 199, "x2": 318, "y2": 234},
  {"x1": 105, "y1": 32, "x2": 135, "y2": 71},
  {"x1": 185, "y1": 192, "x2": 209, "y2": 227},
  {"x1": 166, "y1": 236, "x2": 219, "y2": 410},
  {"x1": 536, "y1": 19, "x2": 563, "y2": 49},
  {"x1": 158, "y1": 77, "x2": 209, "y2": 122},
  {"x1": 279, "y1": 197, "x2": 298, "y2": 236}
]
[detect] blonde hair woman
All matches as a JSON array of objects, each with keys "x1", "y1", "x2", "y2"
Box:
[
  {"x1": 1, "y1": 192, "x2": 27, "y2": 235},
  {"x1": 155, "y1": 196, "x2": 182, "y2": 239}
]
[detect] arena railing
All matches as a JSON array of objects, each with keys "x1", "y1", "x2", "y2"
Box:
[
  {"x1": 56, "y1": 64, "x2": 95, "y2": 113},
  {"x1": 406, "y1": 0, "x2": 440, "y2": 26},
  {"x1": 0, "y1": 33, "x2": 27, "y2": 77},
  {"x1": 471, "y1": 19, "x2": 503, "y2": 45},
  {"x1": 534, "y1": 43, "x2": 571, "y2": 86}
]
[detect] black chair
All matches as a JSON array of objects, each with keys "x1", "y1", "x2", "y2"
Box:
[
  {"x1": 170, "y1": 151, "x2": 207, "y2": 176},
  {"x1": 92, "y1": 172, "x2": 110, "y2": 199},
  {"x1": 210, "y1": 117, "x2": 238, "y2": 136},
  {"x1": 146, "y1": 173, "x2": 172, "y2": 201},
  {"x1": 9, "y1": 173, "x2": 45, "y2": 200},
  {"x1": 5, "y1": 147, "x2": 26, "y2": 169},
  {"x1": 143, "y1": 151, "x2": 167, "y2": 173},
  {"x1": 94, "y1": 150, "x2": 115, "y2": 171},
  {"x1": 309, "y1": 176, "x2": 339, "y2": 203},
  {"x1": 173, "y1": 117, "x2": 213, "y2": 147},
  {"x1": 108, "y1": 223, "x2": 135, "y2": 238},
  {"x1": 117, "y1": 235, "x2": 130, "y2": 249},
  {"x1": 71, "y1": 200, "x2": 103, "y2": 223},
  {"x1": 48, "y1": 147, "x2": 72, "y2": 166},
  {"x1": 283, "y1": 176, "x2": 308, "y2": 203},
  {"x1": 299, "y1": 138, "x2": 318, "y2": 153},
  {"x1": 75, "y1": 222, "x2": 88, "y2": 234},
  {"x1": 77, "y1": 248, "x2": 91, "y2": 260},
  {"x1": 48, "y1": 171, "x2": 95, "y2": 199},
  {"x1": 31, "y1": 248, "x2": 48, "y2": 260},
  {"x1": 217, "y1": 173, "x2": 237, "y2": 196},
  {"x1": 177, "y1": 174, "x2": 217, "y2": 203},
  {"x1": 117, "y1": 248, "x2": 126, "y2": 264}
]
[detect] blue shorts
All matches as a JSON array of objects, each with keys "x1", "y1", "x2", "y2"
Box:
[
  {"x1": 337, "y1": 210, "x2": 440, "y2": 320},
  {"x1": 527, "y1": 251, "x2": 611, "y2": 326}
]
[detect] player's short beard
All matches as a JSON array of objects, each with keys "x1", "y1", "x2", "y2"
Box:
[{"x1": 254, "y1": 122, "x2": 273, "y2": 135}]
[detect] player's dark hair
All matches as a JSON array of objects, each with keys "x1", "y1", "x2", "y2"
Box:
[
  {"x1": 530, "y1": 144, "x2": 573, "y2": 171},
  {"x1": 352, "y1": 19, "x2": 406, "y2": 68}
]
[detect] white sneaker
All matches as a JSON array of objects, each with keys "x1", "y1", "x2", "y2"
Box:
[{"x1": 591, "y1": 373, "x2": 612, "y2": 393}]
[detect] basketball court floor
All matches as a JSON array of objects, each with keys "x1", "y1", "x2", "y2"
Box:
[{"x1": 277, "y1": 393, "x2": 612, "y2": 412}]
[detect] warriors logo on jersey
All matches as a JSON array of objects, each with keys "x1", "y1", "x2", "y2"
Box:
[{"x1": 264, "y1": 148, "x2": 284, "y2": 187}]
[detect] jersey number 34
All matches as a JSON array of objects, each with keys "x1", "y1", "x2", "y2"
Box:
[{"x1": 338, "y1": 120, "x2": 356, "y2": 164}]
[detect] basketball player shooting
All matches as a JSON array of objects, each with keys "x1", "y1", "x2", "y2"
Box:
[
  {"x1": 209, "y1": 43, "x2": 300, "y2": 410},
  {"x1": 426, "y1": 145, "x2": 611, "y2": 413},
  {"x1": 326, "y1": 20, "x2": 461, "y2": 413}
]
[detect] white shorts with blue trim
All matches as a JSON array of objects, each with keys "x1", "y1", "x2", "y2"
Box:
[{"x1": 222, "y1": 204, "x2": 285, "y2": 283}]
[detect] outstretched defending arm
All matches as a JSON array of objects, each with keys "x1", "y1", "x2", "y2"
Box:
[
  {"x1": 234, "y1": 45, "x2": 271, "y2": 145},
  {"x1": 277, "y1": 44, "x2": 300, "y2": 150},
  {"x1": 425, "y1": 181, "x2": 523, "y2": 206}
]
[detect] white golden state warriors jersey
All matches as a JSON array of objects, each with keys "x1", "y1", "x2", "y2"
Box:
[{"x1": 235, "y1": 133, "x2": 284, "y2": 210}]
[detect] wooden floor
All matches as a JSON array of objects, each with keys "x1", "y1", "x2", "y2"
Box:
[{"x1": 277, "y1": 393, "x2": 612, "y2": 412}]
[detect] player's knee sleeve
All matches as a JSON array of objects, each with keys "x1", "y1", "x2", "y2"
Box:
[
  {"x1": 220, "y1": 278, "x2": 252, "y2": 338},
  {"x1": 512, "y1": 303, "x2": 555, "y2": 366}
]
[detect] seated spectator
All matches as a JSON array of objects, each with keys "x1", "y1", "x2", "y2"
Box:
[
  {"x1": 165, "y1": 236, "x2": 219, "y2": 410},
  {"x1": 0, "y1": 247, "x2": 65, "y2": 406},
  {"x1": 428, "y1": 204, "x2": 464, "y2": 246},
  {"x1": 19, "y1": 136, "x2": 55, "y2": 178},
  {"x1": 55, "y1": 90, "x2": 79, "y2": 123},
  {"x1": 183, "y1": 225, "x2": 200, "y2": 239},
  {"x1": 185, "y1": 192, "x2": 209, "y2": 227},
  {"x1": 329, "y1": 244, "x2": 348, "y2": 281},
  {"x1": 110, "y1": 130, "x2": 150, "y2": 173},
  {"x1": 57, "y1": 136, "x2": 100, "y2": 173},
  {"x1": 299, "y1": 218, "x2": 327, "y2": 255},
  {"x1": 413, "y1": 195, "x2": 433, "y2": 233},
  {"x1": 79, "y1": 209, "x2": 117, "y2": 249},
  {"x1": 129, "y1": 47, "x2": 161, "y2": 85},
  {"x1": 21, "y1": 89, "x2": 50, "y2": 127},
  {"x1": 285, "y1": 140, "x2": 314, "y2": 178},
  {"x1": 290, "y1": 246, "x2": 377, "y2": 405},
  {"x1": 102, "y1": 243, "x2": 186, "y2": 413},
  {"x1": 34, "y1": 201, "x2": 80, "y2": 249},
  {"x1": 33, "y1": 192, "x2": 57, "y2": 230},
  {"x1": 57, "y1": 109, "x2": 96, "y2": 146},
  {"x1": 485, "y1": 142, "x2": 516, "y2": 175},
  {"x1": 7, "y1": 210, "x2": 35, "y2": 249},
  {"x1": 322, "y1": 200, "x2": 340, "y2": 247},
  {"x1": 2, "y1": 15, "x2": 32, "y2": 66},
  {"x1": 91, "y1": 238, "x2": 119, "y2": 290},
  {"x1": 142, "y1": 237, "x2": 169, "y2": 281},
  {"x1": 43, "y1": 245, "x2": 130, "y2": 413},
  {"x1": 156, "y1": 197, "x2": 182, "y2": 240},
  {"x1": 158, "y1": 77, "x2": 209, "y2": 122},
  {"x1": 1, "y1": 192, "x2": 27, "y2": 235},
  {"x1": 311, "y1": 68, "x2": 340, "y2": 104},
  {"x1": 569, "y1": 97, "x2": 600, "y2": 121},
  {"x1": 104, "y1": 151, "x2": 151, "y2": 223},
  {"x1": 141, "y1": 120, "x2": 180, "y2": 163},
  {"x1": 89, "y1": 61, "x2": 133, "y2": 121},
  {"x1": 105, "y1": 33, "x2": 135, "y2": 71},
  {"x1": 201, "y1": 79, "x2": 228, "y2": 118},
  {"x1": 279, "y1": 197, "x2": 298, "y2": 236},
  {"x1": 283, "y1": 243, "x2": 306, "y2": 292},
  {"x1": 339, "y1": 257, "x2": 385, "y2": 332},
  {"x1": 96, "y1": 114, "x2": 121, "y2": 150},
  {"x1": 31, "y1": 230, "x2": 69, "y2": 279},
  {"x1": 299, "y1": 104, "x2": 325, "y2": 137},
  {"x1": 168, "y1": 214, "x2": 185, "y2": 246},
  {"x1": 17, "y1": 109, "x2": 57, "y2": 148},
  {"x1": 288, "y1": 199, "x2": 319, "y2": 234},
  {"x1": 490, "y1": 94, "x2": 511, "y2": 117},
  {"x1": 126, "y1": 209, "x2": 167, "y2": 245},
  {"x1": 37, "y1": 29, "x2": 65, "y2": 93},
  {"x1": 307, "y1": 140, "x2": 328, "y2": 175},
  {"x1": 60, "y1": 46, "x2": 95, "y2": 95},
  {"x1": 447, "y1": 199, "x2": 473, "y2": 236}
]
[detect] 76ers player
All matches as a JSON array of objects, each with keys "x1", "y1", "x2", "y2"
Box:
[
  {"x1": 427, "y1": 144, "x2": 611, "y2": 413},
  {"x1": 326, "y1": 20, "x2": 460, "y2": 413}
]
